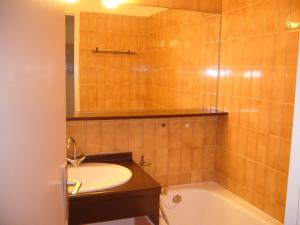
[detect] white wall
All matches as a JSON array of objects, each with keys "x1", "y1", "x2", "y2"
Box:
[
  {"x1": 285, "y1": 36, "x2": 300, "y2": 225},
  {"x1": 0, "y1": 0, "x2": 66, "y2": 224}
]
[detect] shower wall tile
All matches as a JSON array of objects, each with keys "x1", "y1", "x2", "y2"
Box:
[
  {"x1": 79, "y1": 9, "x2": 220, "y2": 112},
  {"x1": 67, "y1": 116, "x2": 218, "y2": 186},
  {"x1": 129, "y1": 0, "x2": 222, "y2": 13},
  {"x1": 79, "y1": 12, "x2": 149, "y2": 112},
  {"x1": 217, "y1": 0, "x2": 300, "y2": 222},
  {"x1": 146, "y1": 9, "x2": 220, "y2": 110}
]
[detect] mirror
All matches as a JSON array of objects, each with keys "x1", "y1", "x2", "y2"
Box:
[{"x1": 65, "y1": 1, "x2": 221, "y2": 115}]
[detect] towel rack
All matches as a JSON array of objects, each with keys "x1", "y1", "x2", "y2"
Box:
[{"x1": 92, "y1": 47, "x2": 138, "y2": 55}]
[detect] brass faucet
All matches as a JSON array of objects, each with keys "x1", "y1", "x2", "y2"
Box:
[{"x1": 66, "y1": 137, "x2": 86, "y2": 167}]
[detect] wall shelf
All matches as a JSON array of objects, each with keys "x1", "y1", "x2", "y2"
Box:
[{"x1": 66, "y1": 108, "x2": 228, "y2": 121}]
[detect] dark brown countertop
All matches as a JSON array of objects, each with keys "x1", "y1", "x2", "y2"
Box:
[
  {"x1": 67, "y1": 108, "x2": 228, "y2": 121},
  {"x1": 68, "y1": 152, "x2": 161, "y2": 200}
]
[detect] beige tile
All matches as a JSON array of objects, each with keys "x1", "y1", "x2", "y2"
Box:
[
  {"x1": 155, "y1": 148, "x2": 169, "y2": 176},
  {"x1": 269, "y1": 102, "x2": 283, "y2": 136},
  {"x1": 155, "y1": 120, "x2": 168, "y2": 148},
  {"x1": 168, "y1": 119, "x2": 182, "y2": 148},
  {"x1": 129, "y1": 120, "x2": 143, "y2": 150},
  {"x1": 143, "y1": 119, "x2": 156, "y2": 150},
  {"x1": 239, "y1": 98, "x2": 250, "y2": 127},
  {"x1": 259, "y1": 101, "x2": 271, "y2": 133},
  {"x1": 179, "y1": 174, "x2": 192, "y2": 184},
  {"x1": 191, "y1": 147, "x2": 203, "y2": 172},
  {"x1": 201, "y1": 146, "x2": 216, "y2": 170},
  {"x1": 180, "y1": 147, "x2": 192, "y2": 173},
  {"x1": 193, "y1": 119, "x2": 205, "y2": 147},
  {"x1": 204, "y1": 119, "x2": 217, "y2": 145},
  {"x1": 271, "y1": 69, "x2": 285, "y2": 102},
  {"x1": 281, "y1": 104, "x2": 294, "y2": 139},
  {"x1": 264, "y1": 167, "x2": 277, "y2": 202},
  {"x1": 85, "y1": 121, "x2": 101, "y2": 155},
  {"x1": 253, "y1": 192, "x2": 265, "y2": 211},
  {"x1": 264, "y1": 199, "x2": 276, "y2": 219},
  {"x1": 260, "y1": 70, "x2": 273, "y2": 101},
  {"x1": 248, "y1": 100, "x2": 260, "y2": 130},
  {"x1": 236, "y1": 156, "x2": 246, "y2": 184},
  {"x1": 244, "y1": 160, "x2": 255, "y2": 188},
  {"x1": 278, "y1": 139, "x2": 291, "y2": 173},
  {"x1": 168, "y1": 174, "x2": 181, "y2": 186},
  {"x1": 267, "y1": 135, "x2": 281, "y2": 170},
  {"x1": 254, "y1": 163, "x2": 266, "y2": 195},
  {"x1": 238, "y1": 127, "x2": 248, "y2": 157},
  {"x1": 100, "y1": 120, "x2": 115, "y2": 152},
  {"x1": 246, "y1": 130, "x2": 257, "y2": 160},
  {"x1": 114, "y1": 120, "x2": 129, "y2": 151},
  {"x1": 255, "y1": 132, "x2": 268, "y2": 165},
  {"x1": 182, "y1": 120, "x2": 194, "y2": 147},
  {"x1": 276, "y1": 172, "x2": 288, "y2": 206},
  {"x1": 168, "y1": 148, "x2": 181, "y2": 173},
  {"x1": 285, "y1": 69, "x2": 297, "y2": 104},
  {"x1": 274, "y1": 204, "x2": 285, "y2": 222}
]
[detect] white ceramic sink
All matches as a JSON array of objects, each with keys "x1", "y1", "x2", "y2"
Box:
[{"x1": 67, "y1": 163, "x2": 132, "y2": 194}]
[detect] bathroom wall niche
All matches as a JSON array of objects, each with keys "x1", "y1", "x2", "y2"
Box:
[{"x1": 65, "y1": 1, "x2": 221, "y2": 115}]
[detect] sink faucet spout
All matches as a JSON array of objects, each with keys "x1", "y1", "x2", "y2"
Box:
[{"x1": 67, "y1": 137, "x2": 86, "y2": 167}]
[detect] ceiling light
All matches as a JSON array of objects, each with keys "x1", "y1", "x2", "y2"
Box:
[
  {"x1": 64, "y1": 0, "x2": 79, "y2": 3},
  {"x1": 102, "y1": 0, "x2": 124, "y2": 9}
]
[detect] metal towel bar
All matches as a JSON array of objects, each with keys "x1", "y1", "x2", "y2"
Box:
[{"x1": 92, "y1": 47, "x2": 138, "y2": 55}]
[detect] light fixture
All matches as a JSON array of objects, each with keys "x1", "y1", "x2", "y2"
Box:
[
  {"x1": 289, "y1": 21, "x2": 300, "y2": 29},
  {"x1": 102, "y1": 0, "x2": 124, "y2": 9},
  {"x1": 64, "y1": 0, "x2": 79, "y2": 3}
]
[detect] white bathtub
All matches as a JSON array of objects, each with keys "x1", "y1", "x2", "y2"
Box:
[{"x1": 160, "y1": 182, "x2": 282, "y2": 225}]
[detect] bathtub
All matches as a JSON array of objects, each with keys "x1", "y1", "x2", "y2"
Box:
[{"x1": 160, "y1": 182, "x2": 282, "y2": 225}]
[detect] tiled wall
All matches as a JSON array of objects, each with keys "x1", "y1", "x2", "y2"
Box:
[
  {"x1": 79, "y1": 13, "x2": 149, "y2": 112},
  {"x1": 216, "y1": 0, "x2": 300, "y2": 221},
  {"x1": 146, "y1": 10, "x2": 220, "y2": 109},
  {"x1": 128, "y1": 0, "x2": 222, "y2": 13},
  {"x1": 67, "y1": 116, "x2": 218, "y2": 186},
  {"x1": 69, "y1": 0, "x2": 300, "y2": 222},
  {"x1": 78, "y1": 9, "x2": 220, "y2": 112}
]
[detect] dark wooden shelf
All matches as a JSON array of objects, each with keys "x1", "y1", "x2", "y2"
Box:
[{"x1": 67, "y1": 108, "x2": 228, "y2": 121}]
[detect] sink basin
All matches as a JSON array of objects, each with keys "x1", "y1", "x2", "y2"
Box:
[{"x1": 68, "y1": 163, "x2": 132, "y2": 194}]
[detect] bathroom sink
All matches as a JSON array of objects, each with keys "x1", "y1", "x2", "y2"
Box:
[{"x1": 67, "y1": 163, "x2": 132, "y2": 194}]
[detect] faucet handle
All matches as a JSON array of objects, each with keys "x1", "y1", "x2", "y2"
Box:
[
  {"x1": 67, "y1": 155, "x2": 86, "y2": 167},
  {"x1": 77, "y1": 155, "x2": 86, "y2": 164},
  {"x1": 66, "y1": 157, "x2": 77, "y2": 166}
]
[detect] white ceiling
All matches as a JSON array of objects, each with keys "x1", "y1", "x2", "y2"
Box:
[{"x1": 64, "y1": 0, "x2": 167, "y2": 17}]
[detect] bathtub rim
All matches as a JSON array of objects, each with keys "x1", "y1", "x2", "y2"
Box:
[{"x1": 161, "y1": 182, "x2": 282, "y2": 225}]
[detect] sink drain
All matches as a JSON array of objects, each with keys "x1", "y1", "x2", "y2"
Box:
[{"x1": 173, "y1": 195, "x2": 182, "y2": 203}]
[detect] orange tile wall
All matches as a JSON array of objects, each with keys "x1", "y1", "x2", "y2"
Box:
[
  {"x1": 128, "y1": 0, "x2": 222, "y2": 14},
  {"x1": 146, "y1": 9, "x2": 220, "y2": 109},
  {"x1": 216, "y1": 0, "x2": 300, "y2": 222},
  {"x1": 70, "y1": 1, "x2": 300, "y2": 222},
  {"x1": 79, "y1": 12, "x2": 149, "y2": 112},
  {"x1": 67, "y1": 116, "x2": 218, "y2": 186},
  {"x1": 79, "y1": 9, "x2": 220, "y2": 112}
]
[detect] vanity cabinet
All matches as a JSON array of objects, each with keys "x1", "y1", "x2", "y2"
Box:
[{"x1": 68, "y1": 153, "x2": 161, "y2": 225}]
